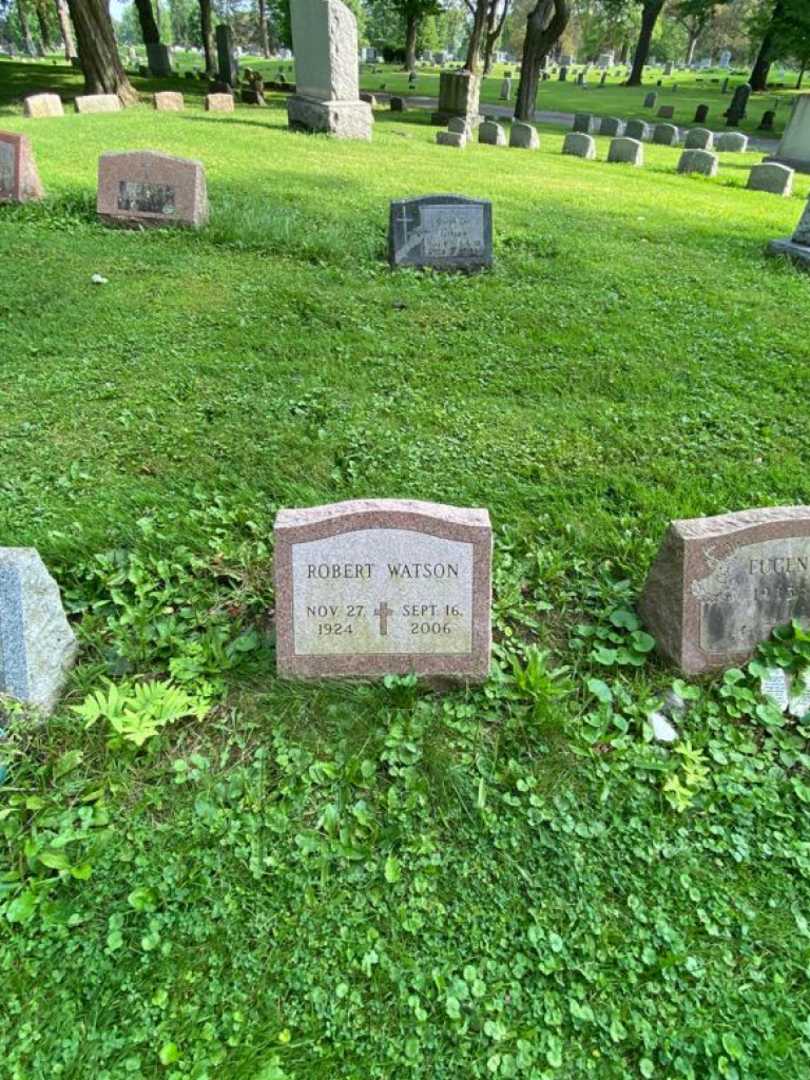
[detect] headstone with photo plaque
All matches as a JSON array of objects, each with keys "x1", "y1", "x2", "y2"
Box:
[
  {"x1": 640, "y1": 507, "x2": 810, "y2": 674},
  {"x1": 97, "y1": 151, "x2": 208, "y2": 229}
]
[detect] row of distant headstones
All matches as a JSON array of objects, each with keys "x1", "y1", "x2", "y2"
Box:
[
  {"x1": 21, "y1": 90, "x2": 239, "y2": 119},
  {"x1": 435, "y1": 115, "x2": 797, "y2": 198},
  {"x1": 3, "y1": 504, "x2": 809, "y2": 737}
]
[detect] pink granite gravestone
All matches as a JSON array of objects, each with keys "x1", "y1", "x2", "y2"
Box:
[
  {"x1": 23, "y1": 93, "x2": 64, "y2": 118},
  {"x1": 640, "y1": 507, "x2": 810, "y2": 675},
  {"x1": 274, "y1": 499, "x2": 492, "y2": 679},
  {"x1": 0, "y1": 131, "x2": 44, "y2": 203},
  {"x1": 205, "y1": 93, "x2": 235, "y2": 113},
  {"x1": 154, "y1": 92, "x2": 185, "y2": 112},
  {"x1": 75, "y1": 94, "x2": 122, "y2": 114},
  {"x1": 97, "y1": 151, "x2": 208, "y2": 229}
]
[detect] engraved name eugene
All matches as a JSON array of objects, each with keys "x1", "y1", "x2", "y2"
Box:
[
  {"x1": 290, "y1": 531, "x2": 474, "y2": 657},
  {"x1": 694, "y1": 540, "x2": 810, "y2": 654}
]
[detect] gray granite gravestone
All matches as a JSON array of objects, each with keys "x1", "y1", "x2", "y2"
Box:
[
  {"x1": 684, "y1": 127, "x2": 713, "y2": 149},
  {"x1": 287, "y1": 0, "x2": 372, "y2": 139},
  {"x1": 715, "y1": 131, "x2": 748, "y2": 152},
  {"x1": 768, "y1": 192, "x2": 810, "y2": 268},
  {"x1": 562, "y1": 132, "x2": 596, "y2": 159},
  {"x1": 388, "y1": 194, "x2": 492, "y2": 272},
  {"x1": 748, "y1": 161, "x2": 794, "y2": 196},
  {"x1": 608, "y1": 136, "x2": 643, "y2": 165},
  {"x1": 640, "y1": 507, "x2": 810, "y2": 674},
  {"x1": 274, "y1": 500, "x2": 492, "y2": 679},
  {"x1": 677, "y1": 149, "x2": 718, "y2": 176},
  {"x1": 599, "y1": 117, "x2": 624, "y2": 136},
  {"x1": 510, "y1": 121, "x2": 538, "y2": 149},
  {"x1": 0, "y1": 548, "x2": 77, "y2": 711},
  {"x1": 625, "y1": 119, "x2": 649, "y2": 141}
]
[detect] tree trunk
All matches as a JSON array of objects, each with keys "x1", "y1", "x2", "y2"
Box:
[
  {"x1": 35, "y1": 0, "x2": 53, "y2": 51},
  {"x1": 514, "y1": 0, "x2": 569, "y2": 121},
  {"x1": 626, "y1": 0, "x2": 665, "y2": 87},
  {"x1": 483, "y1": 0, "x2": 510, "y2": 76},
  {"x1": 66, "y1": 0, "x2": 138, "y2": 103},
  {"x1": 199, "y1": 0, "x2": 215, "y2": 75},
  {"x1": 685, "y1": 30, "x2": 698, "y2": 66},
  {"x1": 464, "y1": 0, "x2": 489, "y2": 72},
  {"x1": 257, "y1": 0, "x2": 270, "y2": 58},
  {"x1": 133, "y1": 0, "x2": 160, "y2": 45},
  {"x1": 404, "y1": 11, "x2": 418, "y2": 71},
  {"x1": 798, "y1": 62, "x2": 806, "y2": 90},
  {"x1": 54, "y1": 0, "x2": 76, "y2": 57},
  {"x1": 18, "y1": 0, "x2": 37, "y2": 56},
  {"x1": 749, "y1": 0, "x2": 784, "y2": 92}
]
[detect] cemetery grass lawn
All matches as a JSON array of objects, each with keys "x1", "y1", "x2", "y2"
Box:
[{"x1": 3, "y1": 70, "x2": 810, "y2": 1079}]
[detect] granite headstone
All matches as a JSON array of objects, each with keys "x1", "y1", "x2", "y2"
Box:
[{"x1": 274, "y1": 499, "x2": 492, "y2": 679}]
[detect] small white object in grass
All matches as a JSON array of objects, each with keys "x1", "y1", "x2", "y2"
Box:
[
  {"x1": 760, "y1": 666, "x2": 790, "y2": 712},
  {"x1": 788, "y1": 670, "x2": 810, "y2": 719},
  {"x1": 649, "y1": 711, "x2": 678, "y2": 743},
  {"x1": 91, "y1": 273, "x2": 109, "y2": 285}
]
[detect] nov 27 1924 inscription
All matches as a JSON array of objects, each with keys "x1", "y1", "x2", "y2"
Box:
[
  {"x1": 274, "y1": 500, "x2": 492, "y2": 679},
  {"x1": 388, "y1": 195, "x2": 493, "y2": 271},
  {"x1": 640, "y1": 507, "x2": 810, "y2": 674}
]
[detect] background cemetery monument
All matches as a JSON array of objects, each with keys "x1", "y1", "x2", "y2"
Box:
[
  {"x1": 287, "y1": 0, "x2": 373, "y2": 140},
  {"x1": 640, "y1": 507, "x2": 810, "y2": 675},
  {"x1": 765, "y1": 94, "x2": 810, "y2": 175},
  {"x1": 274, "y1": 499, "x2": 492, "y2": 679}
]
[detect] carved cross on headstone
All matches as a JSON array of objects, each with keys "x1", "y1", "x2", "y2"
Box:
[{"x1": 374, "y1": 600, "x2": 394, "y2": 636}]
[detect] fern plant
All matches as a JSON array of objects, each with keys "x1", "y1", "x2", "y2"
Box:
[{"x1": 72, "y1": 679, "x2": 209, "y2": 749}]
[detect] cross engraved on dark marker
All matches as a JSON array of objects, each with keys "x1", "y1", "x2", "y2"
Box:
[{"x1": 374, "y1": 601, "x2": 394, "y2": 636}]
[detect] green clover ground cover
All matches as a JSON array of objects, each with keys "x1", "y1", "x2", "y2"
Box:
[{"x1": 2, "y1": 64, "x2": 810, "y2": 1079}]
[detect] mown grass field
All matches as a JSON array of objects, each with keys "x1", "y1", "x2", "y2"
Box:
[{"x1": 2, "y1": 58, "x2": 810, "y2": 1080}]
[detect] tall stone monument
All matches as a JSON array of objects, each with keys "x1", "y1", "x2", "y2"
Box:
[
  {"x1": 431, "y1": 70, "x2": 481, "y2": 126},
  {"x1": 287, "y1": 0, "x2": 373, "y2": 140},
  {"x1": 765, "y1": 94, "x2": 810, "y2": 175},
  {"x1": 274, "y1": 500, "x2": 492, "y2": 679},
  {"x1": 0, "y1": 548, "x2": 77, "y2": 712}
]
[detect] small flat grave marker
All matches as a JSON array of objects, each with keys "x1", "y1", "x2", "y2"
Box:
[
  {"x1": 75, "y1": 93, "x2": 122, "y2": 114},
  {"x1": 274, "y1": 499, "x2": 492, "y2": 679},
  {"x1": 640, "y1": 506, "x2": 810, "y2": 674},
  {"x1": 0, "y1": 131, "x2": 44, "y2": 203},
  {"x1": 154, "y1": 92, "x2": 184, "y2": 112},
  {"x1": 23, "y1": 93, "x2": 64, "y2": 118},
  {"x1": 97, "y1": 151, "x2": 208, "y2": 229},
  {"x1": 388, "y1": 194, "x2": 492, "y2": 272}
]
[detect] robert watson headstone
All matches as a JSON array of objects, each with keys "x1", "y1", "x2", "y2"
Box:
[
  {"x1": 0, "y1": 548, "x2": 77, "y2": 712},
  {"x1": 640, "y1": 507, "x2": 810, "y2": 675},
  {"x1": 0, "y1": 131, "x2": 44, "y2": 203},
  {"x1": 388, "y1": 194, "x2": 492, "y2": 272},
  {"x1": 97, "y1": 151, "x2": 208, "y2": 229},
  {"x1": 274, "y1": 499, "x2": 492, "y2": 680},
  {"x1": 287, "y1": 0, "x2": 373, "y2": 140}
]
